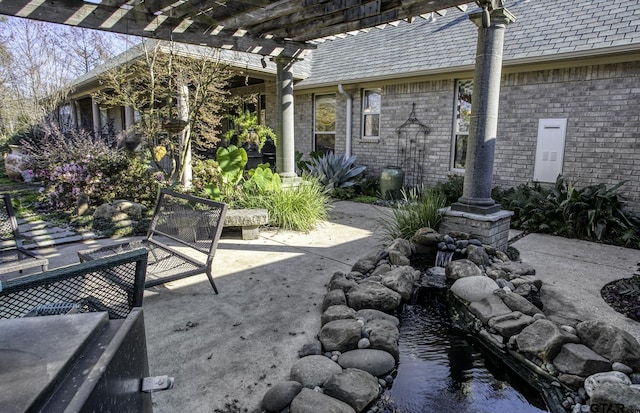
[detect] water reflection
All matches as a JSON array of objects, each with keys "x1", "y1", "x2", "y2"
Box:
[{"x1": 374, "y1": 302, "x2": 548, "y2": 413}]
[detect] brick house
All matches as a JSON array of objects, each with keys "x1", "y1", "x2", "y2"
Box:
[
  {"x1": 62, "y1": 0, "x2": 640, "y2": 214},
  {"x1": 291, "y1": 0, "x2": 640, "y2": 215}
]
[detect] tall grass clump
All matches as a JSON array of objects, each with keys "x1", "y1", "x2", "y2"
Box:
[
  {"x1": 236, "y1": 178, "x2": 330, "y2": 232},
  {"x1": 379, "y1": 186, "x2": 447, "y2": 242}
]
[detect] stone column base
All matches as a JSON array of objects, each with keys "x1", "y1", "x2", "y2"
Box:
[
  {"x1": 281, "y1": 175, "x2": 302, "y2": 189},
  {"x1": 439, "y1": 208, "x2": 514, "y2": 251}
]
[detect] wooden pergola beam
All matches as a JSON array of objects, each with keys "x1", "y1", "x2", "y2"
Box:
[{"x1": 0, "y1": 0, "x2": 473, "y2": 55}]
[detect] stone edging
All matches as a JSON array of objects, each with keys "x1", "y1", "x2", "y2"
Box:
[{"x1": 260, "y1": 230, "x2": 640, "y2": 413}]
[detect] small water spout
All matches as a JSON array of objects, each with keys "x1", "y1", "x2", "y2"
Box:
[{"x1": 435, "y1": 250, "x2": 454, "y2": 268}]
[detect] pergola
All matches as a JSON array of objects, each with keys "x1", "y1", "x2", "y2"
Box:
[
  {"x1": 0, "y1": 0, "x2": 473, "y2": 57},
  {"x1": 0, "y1": 0, "x2": 516, "y2": 236}
]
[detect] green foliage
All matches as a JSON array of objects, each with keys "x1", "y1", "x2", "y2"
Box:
[
  {"x1": 495, "y1": 175, "x2": 640, "y2": 248},
  {"x1": 304, "y1": 152, "x2": 366, "y2": 190},
  {"x1": 244, "y1": 164, "x2": 281, "y2": 194},
  {"x1": 216, "y1": 145, "x2": 248, "y2": 186},
  {"x1": 20, "y1": 123, "x2": 162, "y2": 211},
  {"x1": 379, "y1": 186, "x2": 447, "y2": 242},
  {"x1": 331, "y1": 174, "x2": 381, "y2": 201},
  {"x1": 223, "y1": 110, "x2": 277, "y2": 151},
  {"x1": 236, "y1": 178, "x2": 330, "y2": 232},
  {"x1": 296, "y1": 150, "x2": 323, "y2": 175},
  {"x1": 191, "y1": 145, "x2": 247, "y2": 202},
  {"x1": 431, "y1": 174, "x2": 464, "y2": 205},
  {"x1": 191, "y1": 159, "x2": 222, "y2": 199},
  {"x1": 352, "y1": 195, "x2": 378, "y2": 204}
]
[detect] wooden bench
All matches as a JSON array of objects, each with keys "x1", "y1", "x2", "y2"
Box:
[
  {"x1": 0, "y1": 249, "x2": 148, "y2": 320},
  {"x1": 223, "y1": 209, "x2": 268, "y2": 240},
  {"x1": 0, "y1": 193, "x2": 48, "y2": 280},
  {"x1": 78, "y1": 190, "x2": 227, "y2": 293}
]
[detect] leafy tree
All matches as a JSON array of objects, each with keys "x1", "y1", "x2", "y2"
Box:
[{"x1": 94, "y1": 40, "x2": 233, "y2": 185}]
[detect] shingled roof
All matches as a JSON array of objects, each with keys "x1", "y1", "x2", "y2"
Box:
[{"x1": 297, "y1": 0, "x2": 640, "y2": 88}]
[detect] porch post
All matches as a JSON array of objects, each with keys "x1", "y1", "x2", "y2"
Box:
[
  {"x1": 441, "y1": 1, "x2": 515, "y2": 251},
  {"x1": 177, "y1": 79, "x2": 192, "y2": 188},
  {"x1": 91, "y1": 97, "x2": 101, "y2": 137},
  {"x1": 69, "y1": 100, "x2": 78, "y2": 129},
  {"x1": 273, "y1": 56, "x2": 297, "y2": 179},
  {"x1": 124, "y1": 106, "x2": 135, "y2": 130},
  {"x1": 451, "y1": 2, "x2": 515, "y2": 214}
]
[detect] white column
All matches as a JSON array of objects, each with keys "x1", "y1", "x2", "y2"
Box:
[
  {"x1": 124, "y1": 106, "x2": 135, "y2": 130},
  {"x1": 274, "y1": 56, "x2": 297, "y2": 178},
  {"x1": 91, "y1": 97, "x2": 101, "y2": 136},
  {"x1": 177, "y1": 79, "x2": 192, "y2": 188},
  {"x1": 69, "y1": 100, "x2": 78, "y2": 129}
]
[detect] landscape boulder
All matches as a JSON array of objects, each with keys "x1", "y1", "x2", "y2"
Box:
[
  {"x1": 516, "y1": 319, "x2": 580, "y2": 361},
  {"x1": 576, "y1": 320, "x2": 640, "y2": 371},
  {"x1": 319, "y1": 319, "x2": 362, "y2": 352},
  {"x1": 262, "y1": 381, "x2": 303, "y2": 412},
  {"x1": 321, "y1": 305, "x2": 357, "y2": 326},
  {"x1": 290, "y1": 388, "x2": 356, "y2": 413},
  {"x1": 552, "y1": 343, "x2": 612, "y2": 377},
  {"x1": 323, "y1": 368, "x2": 379, "y2": 413},
  {"x1": 347, "y1": 282, "x2": 401, "y2": 313},
  {"x1": 445, "y1": 259, "x2": 483, "y2": 281},
  {"x1": 290, "y1": 356, "x2": 343, "y2": 389},
  {"x1": 450, "y1": 276, "x2": 499, "y2": 302},
  {"x1": 338, "y1": 349, "x2": 396, "y2": 377}
]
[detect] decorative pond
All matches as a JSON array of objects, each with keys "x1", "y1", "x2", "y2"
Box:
[{"x1": 372, "y1": 291, "x2": 549, "y2": 412}]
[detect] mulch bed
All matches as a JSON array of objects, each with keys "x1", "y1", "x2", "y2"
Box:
[{"x1": 601, "y1": 266, "x2": 640, "y2": 322}]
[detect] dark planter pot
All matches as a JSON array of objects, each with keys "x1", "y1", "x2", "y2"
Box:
[{"x1": 380, "y1": 166, "x2": 405, "y2": 200}]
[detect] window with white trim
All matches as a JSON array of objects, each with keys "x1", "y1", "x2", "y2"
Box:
[
  {"x1": 313, "y1": 94, "x2": 336, "y2": 153},
  {"x1": 452, "y1": 80, "x2": 472, "y2": 170},
  {"x1": 362, "y1": 89, "x2": 381, "y2": 138}
]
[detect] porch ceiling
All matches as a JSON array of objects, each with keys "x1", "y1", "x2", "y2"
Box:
[{"x1": 0, "y1": 0, "x2": 473, "y2": 57}]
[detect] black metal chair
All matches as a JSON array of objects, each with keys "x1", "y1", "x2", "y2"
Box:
[
  {"x1": 0, "y1": 249, "x2": 148, "y2": 320},
  {"x1": 79, "y1": 190, "x2": 227, "y2": 293}
]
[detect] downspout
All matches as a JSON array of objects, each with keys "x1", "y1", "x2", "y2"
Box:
[{"x1": 338, "y1": 84, "x2": 352, "y2": 157}]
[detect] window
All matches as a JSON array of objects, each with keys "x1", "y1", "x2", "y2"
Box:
[
  {"x1": 453, "y1": 80, "x2": 472, "y2": 170},
  {"x1": 362, "y1": 89, "x2": 381, "y2": 138},
  {"x1": 314, "y1": 94, "x2": 336, "y2": 153}
]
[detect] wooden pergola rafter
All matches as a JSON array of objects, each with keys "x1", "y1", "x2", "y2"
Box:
[{"x1": 0, "y1": 0, "x2": 474, "y2": 56}]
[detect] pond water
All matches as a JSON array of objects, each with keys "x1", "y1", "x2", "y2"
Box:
[{"x1": 372, "y1": 289, "x2": 549, "y2": 413}]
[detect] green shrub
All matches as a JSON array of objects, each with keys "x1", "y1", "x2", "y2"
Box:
[
  {"x1": 431, "y1": 174, "x2": 464, "y2": 205},
  {"x1": 495, "y1": 175, "x2": 640, "y2": 248},
  {"x1": 236, "y1": 178, "x2": 330, "y2": 232},
  {"x1": 191, "y1": 158, "x2": 222, "y2": 198},
  {"x1": 379, "y1": 186, "x2": 447, "y2": 242},
  {"x1": 191, "y1": 145, "x2": 247, "y2": 202},
  {"x1": 20, "y1": 123, "x2": 162, "y2": 211}
]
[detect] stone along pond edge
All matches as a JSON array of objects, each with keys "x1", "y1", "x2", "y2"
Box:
[{"x1": 259, "y1": 230, "x2": 640, "y2": 413}]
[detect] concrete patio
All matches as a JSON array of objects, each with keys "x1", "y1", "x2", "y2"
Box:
[{"x1": 14, "y1": 200, "x2": 640, "y2": 413}]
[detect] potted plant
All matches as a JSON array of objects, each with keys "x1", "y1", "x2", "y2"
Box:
[{"x1": 223, "y1": 110, "x2": 277, "y2": 152}]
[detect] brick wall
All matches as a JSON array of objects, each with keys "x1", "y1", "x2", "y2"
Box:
[{"x1": 497, "y1": 61, "x2": 640, "y2": 215}]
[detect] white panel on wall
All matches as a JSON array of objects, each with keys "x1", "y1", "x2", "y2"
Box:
[{"x1": 533, "y1": 118, "x2": 567, "y2": 183}]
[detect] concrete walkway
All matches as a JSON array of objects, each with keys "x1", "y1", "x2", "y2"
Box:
[{"x1": 15, "y1": 201, "x2": 640, "y2": 413}]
